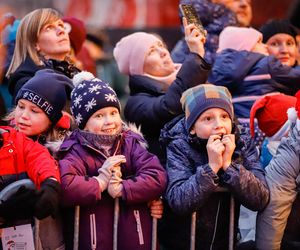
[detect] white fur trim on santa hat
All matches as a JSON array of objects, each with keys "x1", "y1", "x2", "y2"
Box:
[
  {"x1": 289, "y1": 107, "x2": 300, "y2": 131},
  {"x1": 72, "y1": 71, "x2": 95, "y2": 87},
  {"x1": 297, "y1": 119, "x2": 300, "y2": 131},
  {"x1": 287, "y1": 107, "x2": 298, "y2": 122}
]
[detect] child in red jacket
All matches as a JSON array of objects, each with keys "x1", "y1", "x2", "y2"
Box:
[
  {"x1": 0, "y1": 125, "x2": 60, "y2": 219},
  {"x1": 0, "y1": 69, "x2": 73, "y2": 249}
]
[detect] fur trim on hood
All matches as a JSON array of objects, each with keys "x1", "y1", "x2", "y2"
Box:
[
  {"x1": 124, "y1": 122, "x2": 148, "y2": 149},
  {"x1": 45, "y1": 130, "x2": 71, "y2": 159}
]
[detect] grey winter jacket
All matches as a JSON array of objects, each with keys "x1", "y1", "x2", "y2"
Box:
[{"x1": 256, "y1": 120, "x2": 300, "y2": 250}]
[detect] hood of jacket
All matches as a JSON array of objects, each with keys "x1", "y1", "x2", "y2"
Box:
[{"x1": 160, "y1": 115, "x2": 187, "y2": 147}]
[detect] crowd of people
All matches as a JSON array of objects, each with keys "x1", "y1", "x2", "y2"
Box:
[{"x1": 1, "y1": 0, "x2": 300, "y2": 249}]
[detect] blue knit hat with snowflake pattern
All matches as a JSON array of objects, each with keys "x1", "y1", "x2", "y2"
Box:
[{"x1": 71, "y1": 71, "x2": 121, "y2": 129}]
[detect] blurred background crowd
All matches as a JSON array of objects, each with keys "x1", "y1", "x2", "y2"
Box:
[{"x1": 0, "y1": 0, "x2": 299, "y2": 120}]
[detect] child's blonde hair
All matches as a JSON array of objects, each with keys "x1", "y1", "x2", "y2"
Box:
[{"x1": 3, "y1": 108, "x2": 71, "y2": 143}]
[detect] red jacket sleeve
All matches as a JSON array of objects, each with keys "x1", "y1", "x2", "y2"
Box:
[{"x1": 23, "y1": 136, "x2": 60, "y2": 188}]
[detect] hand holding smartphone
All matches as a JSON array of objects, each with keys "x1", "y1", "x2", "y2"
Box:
[{"x1": 179, "y1": 4, "x2": 206, "y2": 37}]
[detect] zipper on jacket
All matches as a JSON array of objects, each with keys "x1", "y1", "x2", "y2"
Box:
[
  {"x1": 209, "y1": 200, "x2": 221, "y2": 250},
  {"x1": 85, "y1": 137, "x2": 122, "y2": 159},
  {"x1": 90, "y1": 213, "x2": 97, "y2": 250},
  {"x1": 133, "y1": 210, "x2": 144, "y2": 245}
]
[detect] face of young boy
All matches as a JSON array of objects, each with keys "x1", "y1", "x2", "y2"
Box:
[
  {"x1": 84, "y1": 107, "x2": 122, "y2": 135},
  {"x1": 190, "y1": 108, "x2": 232, "y2": 139},
  {"x1": 15, "y1": 99, "x2": 51, "y2": 137}
]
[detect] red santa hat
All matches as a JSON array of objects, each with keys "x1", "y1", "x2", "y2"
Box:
[{"x1": 250, "y1": 93, "x2": 296, "y2": 138}]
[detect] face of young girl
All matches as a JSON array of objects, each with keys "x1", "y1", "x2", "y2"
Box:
[
  {"x1": 36, "y1": 19, "x2": 70, "y2": 61},
  {"x1": 190, "y1": 108, "x2": 232, "y2": 139},
  {"x1": 143, "y1": 41, "x2": 176, "y2": 78},
  {"x1": 15, "y1": 99, "x2": 51, "y2": 137},
  {"x1": 84, "y1": 107, "x2": 122, "y2": 135},
  {"x1": 266, "y1": 33, "x2": 297, "y2": 67}
]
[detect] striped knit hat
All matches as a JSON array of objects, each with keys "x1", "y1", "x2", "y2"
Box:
[{"x1": 180, "y1": 84, "x2": 234, "y2": 131}]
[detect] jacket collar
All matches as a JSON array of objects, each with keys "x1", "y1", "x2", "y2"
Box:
[{"x1": 129, "y1": 75, "x2": 166, "y2": 95}]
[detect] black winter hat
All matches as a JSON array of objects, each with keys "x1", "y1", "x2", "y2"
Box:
[
  {"x1": 260, "y1": 19, "x2": 298, "y2": 43},
  {"x1": 70, "y1": 71, "x2": 121, "y2": 129},
  {"x1": 16, "y1": 69, "x2": 74, "y2": 125}
]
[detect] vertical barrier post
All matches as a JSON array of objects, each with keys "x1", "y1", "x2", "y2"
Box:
[
  {"x1": 73, "y1": 205, "x2": 80, "y2": 250},
  {"x1": 113, "y1": 197, "x2": 120, "y2": 250},
  {"x1": 34, "y1": 218, "x2": 40, "y2": 250},
  {"x1": 151, "y1": 218, "x2": 157, "y2": 250},
  {"x1": 229, "y1": 195, "x2": 235, "y2": 250},
  {"x1": 189, "y1": 187, "x2": 234, "y2": 250},
  {"x1": 190, "y1": 212, "x2": 197, "y2": 250}
]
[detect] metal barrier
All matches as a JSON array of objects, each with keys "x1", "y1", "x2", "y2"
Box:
[
  {"x1": 34, "y1": 218, "x2": 40, "y2": 249},
  {"x1": 73, "y1": 198, "x2": 159, "y2": 250},
  {"x1": 190, "y1": 211, "x2": 197, "y2": 250},
  {"x1": 113, "y1": 198, "x2": 120, "y2": 250},
  {"x1": 190, "y1": 187, "x2": 235, "y2": 250},
  {"x1": 72, "y1": 187, "x2": 234, "y2": 250},
  {"x1": 151, "y1": 218, "x2": 158, "y2": 250},
  {"x1": 73, "y1": 205, "x2": 80, "y2": 250}
]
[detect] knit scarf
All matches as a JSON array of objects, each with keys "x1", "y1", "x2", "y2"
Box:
[{"x1": 79, "y1": 130, "x2": 122, "y2": 157}]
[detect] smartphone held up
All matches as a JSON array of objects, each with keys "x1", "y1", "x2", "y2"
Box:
[{"x1": 179, "y1": 4, "x2": 206, "y2": 37}]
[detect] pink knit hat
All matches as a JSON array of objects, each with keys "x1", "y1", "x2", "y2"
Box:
[
  {"x1": 113, "y1": 32, "x2": 161, "y2": 75},
  {"x1": 218, "y1": 26, "x2": 263, "y2": 53}
]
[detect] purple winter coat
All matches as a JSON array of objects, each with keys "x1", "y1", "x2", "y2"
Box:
[{"x1": 58, "y1": 128, "x2": 167, "y2": 250}]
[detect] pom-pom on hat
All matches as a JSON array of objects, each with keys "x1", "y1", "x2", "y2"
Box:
[
  {"x1": 283, "y1": 90, "x2": 300, "y2": 132},
  {"x1": 113, "y1": 32, "x2": 161, "y2": 75},
  {"x1": 250, "y1": 94, "x2": 296, "y2": 137},
  {"x1": 260, "y1": 19, "x2": 298, "y2": 43},
  {"x1": 180, "y1": 84, "x2": 234, "y2": 132},
  {"x1": 15, "y1": 69, "x2": 73, "y2": 125},
  {"x1": 62, "y1": 17, "x2": 86, "y2": 55},
  {"x1": 71, "y1": 71, "x2": 121, "y2": 129},
  {"x1": 218, "y1": 26, "x2": 262, "y2": 53}
]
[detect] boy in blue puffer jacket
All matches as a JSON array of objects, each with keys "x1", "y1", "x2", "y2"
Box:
[{"x1": 160, "y1": 84, "x2": 269, "y2": 250}]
